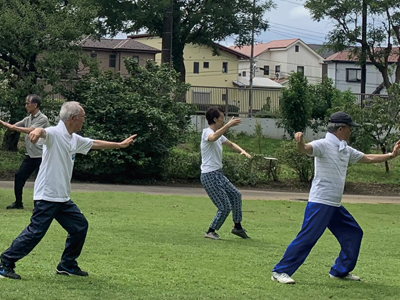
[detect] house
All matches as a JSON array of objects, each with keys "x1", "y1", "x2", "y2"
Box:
[
  {"x1": 127, "y1": 34, "x2": 250, "y2": 88},
  {"x1": 79, "y1": 37, "x2": 161, "y2": 77},
  {"x1": 325, "y1": 50, "x2": 399, "y2": 94},
  {"x1": 231, "y1": 39, "x2": 325, "y2": 85}
]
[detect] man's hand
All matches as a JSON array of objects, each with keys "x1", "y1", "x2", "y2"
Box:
[
  {"x1": 0, "y1": 120, "x2": 15, "y2": 131},
  {"x1": 391, "y1": 140, "x2": 400, "y2": 158},
  {"x1": 240, "y1": 150, "x2": 252, "y2": 159},
  {"x1": 118, "y1": 134, "x2": 138, "y2": 149},
  {"x1": 29, "y1": 128, "x2": 44, "y2": 144},
  {"x1": 226, "y1": 117, "x2": 242, "y2": 128},
  {"x1": 294, "y1": 132, "x2": 304, "y2": 143}
]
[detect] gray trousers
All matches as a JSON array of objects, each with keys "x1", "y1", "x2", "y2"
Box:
[
  {"x1": 201, "y1": 169, "x2": 242, "y2": 230},
  {"x1": 1, "y1": 200, "x2": 88, "y2": 268}
]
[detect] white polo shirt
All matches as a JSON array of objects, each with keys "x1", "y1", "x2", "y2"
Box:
[
  {"x1": 308, "y1": 133, "x2": 364, "y2": 207},
  {"x1": 33, "y1": 121, "x2": 93, "y2": 202},
  {"x1": 200, "y1": 128, "x2": 227, "y2": 173}
]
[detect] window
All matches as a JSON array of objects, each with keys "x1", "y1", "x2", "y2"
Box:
[
  {"x1": 346, "y1": 68, "x2": 361, "y2": 82},
  {"x1": 297, "y1": 66, "x2": 304, "y2": 74},
  {"x1": 222, "y1": 62, "x2": 228, "y2": 73},
  {"x1": 90, "y1": 52, "x2": 97, "y2": 59},
  {"x1": 193, "y1": 62, "x2": 200, "y2": 74},
  {"x1": 109, "y1": 54, "x2": 116, "y2": 68},
  {"x1": 203, "y1": 62, "x2": 209, "y2": 68},
  {"x1": 295, "y1": 45, "x2": 299, "y2": 52},
  {"x1": 263, "y1": 65, "x2": 269, "y2": 76},
  {"x1": 275, "y1": 65, "x2": 280, "y2": 73},
  {"x1": 132, "y1": 55, "x2": 139, "y2": 63},
  {"x1": 242, "y1": 71, "x2": 246, "y2": 77}
]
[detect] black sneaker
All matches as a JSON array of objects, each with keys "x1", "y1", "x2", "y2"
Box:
[
  {"x1": 231, "y1": 228, "x2": 250, "y2": 239},
  {"x1": 6, "y1": 202, "x2": 24, "y2": 209},
  {"x1": 0, "y1": 263, "x2": 21, "y2": 279},
  {"x1": 56, "y1": 264, "x2": 88, "y2": 277}
]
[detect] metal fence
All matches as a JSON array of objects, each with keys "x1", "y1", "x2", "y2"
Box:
[
  {"x1": 186, "y1": 86, "x2": 281, "y2": 117},
  {"x1": 352, "y1": 93, "x2": 390, "y2": 107}
]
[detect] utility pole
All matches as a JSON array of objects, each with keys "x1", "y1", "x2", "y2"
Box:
[
  {"x1": 161, "y1": 0, "x2": 173, "y2": 66},
  {"x1": 360, "y1": 0, "x2": 367, "y2": 107},
  {"x1": 248, "y1": 0, "x2": 255, "y2": 117}
]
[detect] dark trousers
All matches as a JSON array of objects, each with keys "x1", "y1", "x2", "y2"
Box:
[
  {"x1": 272, "y1": 202, "x2": 363, "y2": 277},
  {"x1": 14, "y1": 156, "x2": 42, "y2": 205},
  {"x1": 1, "y1": 200, "x2": 89, "y2": 268}
]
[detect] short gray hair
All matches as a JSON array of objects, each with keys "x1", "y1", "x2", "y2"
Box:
[
  {"x1": 59, "y1": 101, "x2": 82, "y2": 121},
  {"x1": 327, "y1": 122, "x2": 348, "y2": 133}
]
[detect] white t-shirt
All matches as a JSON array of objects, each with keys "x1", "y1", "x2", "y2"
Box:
[
  {"x1": 33, "y1": 121, "x2": 93, "y2": 202},
  {"x1": 308, "y1": 133, "x2": 364, "y2": 207},
  {"x1": 200, "y1": 128, "x2": 227, "y2": 173}
]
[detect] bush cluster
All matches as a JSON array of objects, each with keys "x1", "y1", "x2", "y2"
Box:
[{"x1": 162, "y1": 150, "x2": 280, "y2": 185}]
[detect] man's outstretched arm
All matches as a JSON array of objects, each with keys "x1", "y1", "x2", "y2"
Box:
[
  {"x1": 358, "y1": 140, "x2": 400, "y2": 163},
  {"x1": 91, "y1": 134, "x2": 137, "y2": 150}
]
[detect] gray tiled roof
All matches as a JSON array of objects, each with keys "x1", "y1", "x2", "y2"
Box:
[{"x1": 80, "y1": 38, "x2": 161, "y2": 53}]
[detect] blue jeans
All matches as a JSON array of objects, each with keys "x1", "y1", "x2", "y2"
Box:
[{"x1": 273, "y1": 202, "x2": 363, "y2": 277}]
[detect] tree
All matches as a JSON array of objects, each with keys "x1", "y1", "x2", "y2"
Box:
[
  {"x1": 0, "y1": 0, "x2": 101, "y2": 150},
  {"x1": 67, "y1": 59, "x2": 194, "y2": 181},
  {"x1": 304, "y1": 0, "x2": 400, "y2": 90},
  {"x1": 278, "y1": 72, "x2": 311, "y2": 137},
  {"x1": 330, "y1": 84, "x2": 400, "y2": 173},
  {"x1": 90, "y1": 0, "x2": 275, "y2": 82}
]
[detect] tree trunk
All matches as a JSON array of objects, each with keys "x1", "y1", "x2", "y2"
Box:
[
  {"x1": 2, "y1": 130, "x2": 20, "y2": 151},
  {"x1": 171, "y1": 0, "x2": 186, "y2": 82}
]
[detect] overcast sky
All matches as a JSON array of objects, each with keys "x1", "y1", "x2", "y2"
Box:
[{"x1": 116, "y1": 0, "x2": 335, "y2": 46}]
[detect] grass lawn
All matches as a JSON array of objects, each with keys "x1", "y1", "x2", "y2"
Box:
[{"x1": 0, "y1": 189, "x2": 399, "y2": 299}]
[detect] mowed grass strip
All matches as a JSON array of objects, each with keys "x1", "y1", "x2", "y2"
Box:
[{"x1": 0, "y1": 189, "x2": 399, "y2": 300}]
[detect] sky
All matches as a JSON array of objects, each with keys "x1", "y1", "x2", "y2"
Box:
[{"x1": 116, "y1": 0, "x2": 335, "y2": 46}]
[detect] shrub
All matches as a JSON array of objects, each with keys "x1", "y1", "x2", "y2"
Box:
[
  {"x1": 274, "y1": 140, "x2": 314, "y2": 183},
  {"x1": 162, "y1": 147, "x2": 280, "y2": 185},
  {"x1": 162, "y1": 148, "x2": 201, "y2": 179},
  {"x1": 67, "y1": 60, "x2": 194, "y2": 181}
]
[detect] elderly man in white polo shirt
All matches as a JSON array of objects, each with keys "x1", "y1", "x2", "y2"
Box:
[
  {"x1": 271, "y1": 111, "x2": 400, "y2": 284},
  {"x1": 0, "y1": 101, "x2": 137, "y2": 280}
]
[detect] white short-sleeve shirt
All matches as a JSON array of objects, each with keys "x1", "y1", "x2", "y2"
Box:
[
  {"x1": 200, "y1": 128, "x2": 227, "y2": 173},
  {"x1": 308, "y1": 133, "x2": 364, "y2": 207},
  {"x1": 33, "y1": 121, "x2": 93, "y2": 202}
]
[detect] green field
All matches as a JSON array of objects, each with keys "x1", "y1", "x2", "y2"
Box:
[{"x1": 0, "y1": 189, "x2": 399, "y2": 300}]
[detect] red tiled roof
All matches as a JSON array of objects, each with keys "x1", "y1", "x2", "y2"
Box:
[
  {"x1": 325, "y1": 49, "x2": 399, "y2": 63},
  {"x1": 80, "y1": 38, "x2": 161, "y2": 53},
  {"x1": 230, "y1": 39, "x2": 299, "y2": 57}
]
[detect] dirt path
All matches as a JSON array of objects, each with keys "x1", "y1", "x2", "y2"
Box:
[{"x1": 1, "y1": 181, "x2": 399, "y2": 204}]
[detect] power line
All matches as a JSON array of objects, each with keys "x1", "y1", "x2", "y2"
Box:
[{"x1": 269, "y1": 22, "x2": 328, "y2": 37}]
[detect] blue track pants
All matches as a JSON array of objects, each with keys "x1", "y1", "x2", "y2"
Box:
[{"x1": 273, "y1": 202, "x2": 363, "y2": 277}]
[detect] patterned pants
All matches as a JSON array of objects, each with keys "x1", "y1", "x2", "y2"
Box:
[{"x1": 201, "y1": 169, "x2": 242, "y2": 230}]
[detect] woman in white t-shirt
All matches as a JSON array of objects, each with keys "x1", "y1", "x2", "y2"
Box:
[{"x1": 200, "y1": 107, "x2": 252, "y2": 240}]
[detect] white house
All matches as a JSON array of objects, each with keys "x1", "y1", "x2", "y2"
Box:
[
  {"x1": 231, "y1": 39, "x2": 324, "y2": 85},
  {"x1": 325, "y1": 50, "x2": 399, "y2": 94}
]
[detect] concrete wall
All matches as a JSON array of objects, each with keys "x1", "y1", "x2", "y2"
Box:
[{"x1": 191, "y1": 115, "x2": 326, "y2": 141}]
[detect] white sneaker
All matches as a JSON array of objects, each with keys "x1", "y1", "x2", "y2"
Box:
[
  {"x1": 204, "y1": 232, "x2": 220, "y2": 240},
  {"x1": 271, "y1": 272, "x2": 295, "y2": 284},
  {"x1": 329, "y1": 273, "x2": 360, "y2": 281}
]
